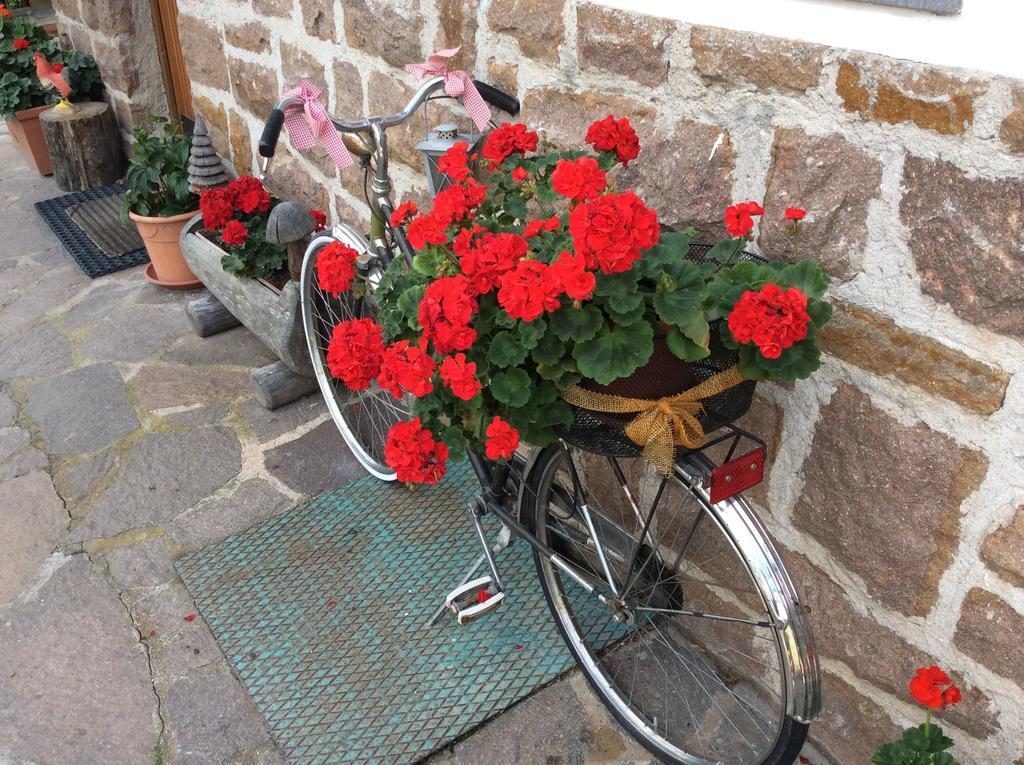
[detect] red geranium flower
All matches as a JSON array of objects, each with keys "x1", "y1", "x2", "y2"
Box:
[
  {"x1": 497, "y1": 259, "x2": 562, "y2": 322},
  {"x1": 325, "y1": 317, "x2": 385, "y2": 390},
  {"x1": 220, "y1": 220, "x2": 248, "y2": 246},
  {"x1": 783, "y1": 206, "x2": 806, "y2": 222},
  {"x1": 522, "y1": 215, "x2": 560, "y2": 239},
  {"x1": 0, "y1": 7, "x2": 14, "y2": 21},
  {"x1": 389, "y1": 199, "x2": 418, "y2": 228},
  {"x1": 406, "y1": 212, "x2": 448, "y2": 250},
  {"x1": 568, "y1": 190, "x2": 660, "y2": 274},
  {"x1": 309, "y1": 209, "x2": 327, "y2": 231},
  {"x1": 551, "y1": 156, "x2": 607, "y2": 202},
  {"x1": 377, "y1": 340, "x2": 436, "y2": 399},
  {"x1": 585, "y1": 115, "x2": 640, "y2": 165},
  {"x1": 440, "y1": 353, "x2": 482, "y2": 400},
  {"x1": 485, "y1": 416, "x2": 519, "y2": 461},
  {"x1": 549, "y1": 251, "x2": 596, "y2": 301},
  {"x1": 511, "y1": 167, "x2": 529, "y2": 182},
  {"x1": 315, "y1": 241, "x2": 358, "y2": 295},
  {"x1": 228, "y1": 175, "x2": 271, "y2": 215},
  {"x1": 13, "y1": 38, "x2": 30, "y2": 51},
  {"x1": 727, "y1": 283, "x2": 810, "y2": 359},
  {"x1": 458, "y1": 231, "x2": 528, "y2": 295},
  {"x1": 433, "y1": 179, "x2": 486, "y2": 226},
  {"x1": 724, "y1": 200, "x2": 765, "y2": 239},
  {"x1": 482, "y1": 122, "x2": 538, "y2": 168},
  {"x1": 418, "y1": 275, "x2": 478, "y2": 353},
  {"x1": 51, "y1": 63, "x2": 63, "y2": 73},
  {"x1": 909, "y1": 666, "x2": 962, "y2": 710},
  {"x1": 199, "y1": 187, "x2": 235, "y2": 230},
  {"x1": 437, "y1": 141, "x2": 472, "y2": 182},
  {"x1": 384, "y1": 418, "x2": 448, "y2": 484}
]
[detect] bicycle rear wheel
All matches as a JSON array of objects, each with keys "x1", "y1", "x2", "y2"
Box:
[
  {"x1": 522, "y1": 443, "x2": 816, "y2": 765},
  {"x1": 299, "y1": 230, "x2": 407, "y2": 480}
]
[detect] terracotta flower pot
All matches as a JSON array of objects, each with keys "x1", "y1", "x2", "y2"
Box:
[
  {"x1": 129, "y1": 209, "x2": 203, "y2": 288},
  {"x1": 6, "y1": 105, "x2": 54, "y2": 176}
]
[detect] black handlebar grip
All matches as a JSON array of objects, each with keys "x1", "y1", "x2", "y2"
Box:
[
  {"x1": 473, "y1": 80, "x2": 520, "y2": 117},
  {"x1": 258, "y1": 108, "x2": 286, "y2": 158}
]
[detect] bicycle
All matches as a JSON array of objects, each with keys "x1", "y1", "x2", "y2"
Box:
[{"x1": 258, "y1": 73, "x2": 822, "y2": 765}]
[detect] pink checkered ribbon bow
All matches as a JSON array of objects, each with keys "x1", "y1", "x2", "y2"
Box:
[
  {"x1": 281, "y1": 80, "x2": 353, "y2": 169},
  {"x1": 405, "y1": 47, "x2": 491, "y2": 132}
]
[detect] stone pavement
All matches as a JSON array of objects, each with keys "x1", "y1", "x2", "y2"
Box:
[{"x1": 0, "y1": 125, "x2": 672, "y2": 765}]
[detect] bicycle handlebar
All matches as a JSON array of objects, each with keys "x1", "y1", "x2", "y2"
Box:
[{"x1": 258, "y1": 76, "x2": 520, "y2": 159}]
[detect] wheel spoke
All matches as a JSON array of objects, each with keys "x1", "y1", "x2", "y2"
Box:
[
  {"x1": 530, "y1": 445, "x2": 794, "y2": 765},
  {"x1": 301, "y1": 247, "x2": 403, "y2": 479}
]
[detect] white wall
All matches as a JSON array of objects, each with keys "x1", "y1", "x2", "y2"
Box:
[{"x1": 596, "y1": 0, "x2": 1024, "y2": 80}]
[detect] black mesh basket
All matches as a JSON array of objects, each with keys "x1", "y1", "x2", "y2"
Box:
[{"x1": 558, "y1": 243, "x2": 758, "y2": 459}]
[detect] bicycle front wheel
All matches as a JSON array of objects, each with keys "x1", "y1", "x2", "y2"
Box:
[
  {"x1": 522, "y1": 443, "x2": 816, "y2": 765},
  {"x1": 299, "y1": 231, "x2": 407, "y2": 480}
]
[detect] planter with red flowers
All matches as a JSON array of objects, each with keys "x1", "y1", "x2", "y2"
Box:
[
  {"x1": 318, "y1": 115, "x2": 833, "y2": 482},
  {"x1": 179, "y1": 174, "x2": 330, "y2": 408}
]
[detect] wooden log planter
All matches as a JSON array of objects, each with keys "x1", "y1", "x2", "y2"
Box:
[{"x1": 179, "y1": 214, "x2": 318, "y2": 410}]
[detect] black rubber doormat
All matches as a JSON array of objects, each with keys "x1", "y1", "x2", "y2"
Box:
[{"x1": 34, "y1": 184, "x2": 149, "y2": 278}]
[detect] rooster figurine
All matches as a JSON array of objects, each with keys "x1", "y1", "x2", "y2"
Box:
[{"x1": 33, "y1": 52, "x2": 79, "y2": 112}]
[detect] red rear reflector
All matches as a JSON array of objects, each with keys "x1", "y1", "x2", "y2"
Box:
[{"x1": 710, "y1": 447, "x2": 766, "y2": 504}]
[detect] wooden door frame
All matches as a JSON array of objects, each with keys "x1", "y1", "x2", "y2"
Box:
[{"x1": 149, "y1": 0, "x2": 194, "y2": 121}]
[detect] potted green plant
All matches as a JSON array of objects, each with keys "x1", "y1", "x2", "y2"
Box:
[
  {"x1": 121, "y1": 116, "x2": 201, "y2": 288},
  {"x1": 0, "y1": 10, "x2": 104, "y2": 174}
]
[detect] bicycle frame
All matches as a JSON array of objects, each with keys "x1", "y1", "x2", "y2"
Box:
[{"x1": 273, "y1": 73, "x2": 821, "y2": 725}]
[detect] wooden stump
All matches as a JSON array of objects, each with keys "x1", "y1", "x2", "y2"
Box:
[
  {"x1": 186, "y1": 294, "x2": 243, "y2": 337},
  {"x1": 40, "y1": 101, "x2": 125, "y2": 192},
  {"x1": 251, "y1": 361, "x2": 319, "y2": 410}
]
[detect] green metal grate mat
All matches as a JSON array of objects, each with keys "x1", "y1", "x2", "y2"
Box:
[{"x1": 177, "y1": 461, "x2": 589, "y2": 764}]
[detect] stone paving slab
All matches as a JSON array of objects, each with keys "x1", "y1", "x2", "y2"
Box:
[
  {"x1": 0, "y1": 470, "x2": 67, "y2": 605},
  {"x1": 68, "y1": 427, "x2": 242, "y2": 542},
  {"x1": 0, "y1": 554, "x2": 160, "y2": 765},
  {"x1": 27, "y1": 361, "x2": 139, "y2": 454}
]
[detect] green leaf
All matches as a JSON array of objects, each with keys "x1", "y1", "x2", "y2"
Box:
[
  {"x1": 441, "y1": 426, "x2": 469, "y2": 459},
  {"x1": 807, "y1": 299, "x2": 833, "y2": 331},
  {"x1": 491, "y1": 369, "x2": 532, "y2": 407},
  {"x1": 550, "y1": 304, "x2": 604, "y2": 342},
  {"x1": 652, "y1": 284, "x2": 703, "y2": 327},
  {"x1": 531, "y1": 332, "x2": 566, "y2": 365},
  {"x1": 705, "y1": 240, "x2": 742, "y2": 264},
  {"x1": 594, "y1": 272, "x2": 644, "y2": 314},
  {"x1": 737, "y1": 345, "x2": 772, "y2": 380},
  {"x1": 637, "y1": 229, "x2": 694, "y2": 278},
  {"x1": 666, "y1": 326, "x2": 711, "y2": 361},
  {"x1": 755, "y1": 338, "x2": 822, "y2": 381},
  {"x1": 396, "y1": 284, "x2": 426, "y2": 327},
  {"x1": 573, "y1": 322, "x2": 654, "y2": 385},
  {"x1": 515, "y1": 317, "x2": 546, "y2": 350},
  {"x1": 605, "y1": 302, "x2": 646, "y2": 327},
  {"x1": 776, "y1": 259, "x2": 830, "y2": 299},
  {"x1": 412, "y1": 252, "x2": 438, "y2": 277},
  {"x1": 488, "y1": 331, "x2": 528, "y2": 368}
]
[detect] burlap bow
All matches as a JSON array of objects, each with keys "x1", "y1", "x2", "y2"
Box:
[{"x1": 560, "y1": 365, "x2": 744, "y2": 475}]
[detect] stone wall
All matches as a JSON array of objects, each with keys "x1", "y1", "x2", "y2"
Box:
[
  {"x1": 117, "y1": 0, "x2": 1024, "y2": 762},
  {"x1": 49, "y1": 0, "x2": 170, "y2": 134}
]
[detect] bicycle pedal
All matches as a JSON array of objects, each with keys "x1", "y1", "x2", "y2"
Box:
[{"x1": 444, "y1": 576, "x2": 505, "y2": 625}]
